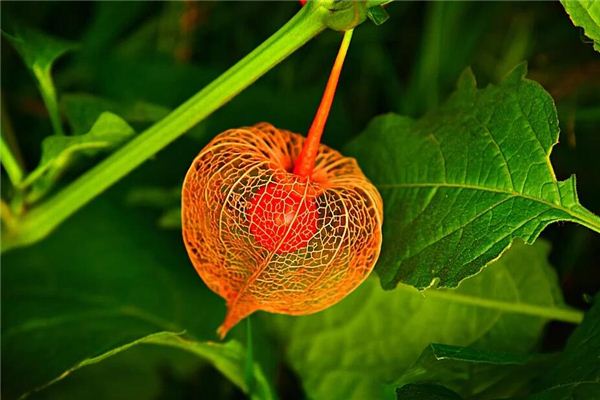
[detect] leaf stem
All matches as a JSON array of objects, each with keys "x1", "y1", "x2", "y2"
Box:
[
  {"x1": 0, "y1": 102, "x2": 25, "y2": 186},
  {"x1": 1, "y1": 133, "x2": 24, "y2": 187},
  {"x1": 34, "y1": 66, "x2": 64, "y2": 136},
  {"x1": 398, "y1": 284, "x2": 584, "y2": 324},
  {"x1": 571, "y1": 208, "x2": 600, "y2": 235},
  {"x1": 294, "y1": 28, "x2": 353, "y2": 176},
  {"x1": 2, "y1": 3, "x2": 329, "y2": 251},
  {"x1": 244, "y1": 317, "x2": 255, "y2": 395}
]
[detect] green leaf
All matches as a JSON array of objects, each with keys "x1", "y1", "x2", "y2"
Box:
[
  {"x1": 3, "y1": 25, "x2": 76, "y2": 135},
  {"x1": 396, "y1": 384, "x2": 463, "y2": 400},
  {"x1": 158, "y1": 207, "x2": 182, "y2": 229},
  {"x1": 2, "y1": 25, "x2": 74, "y2": 72},
  {"x1": 28, "y1": 344, "x2": 209, "y2": 400},
  {"x1": 561, "y1": 0, "x2": 600, "y2": 52},
  {"x1": 345, "y1": 64, "x2": 600, "y2": 289},
  {"x1": 270, "y1": 240, "x2": 580, "y2": 400},
  {"x1": 147, "y1": 336, "x2": 274, "y2": 400},
  {"x1": 20, "y1": 112, "x2": 135, "y2": 203},
  {"x1": 394, "y1": 344, "x2": 553, "y2": 399},
  {"x1": 1, "y1": 194, "x2": 272, "y2": 399},
  {"x1": 527, "y1": 293, "x2": 600, "y2": 399},
  {"x1": 62, "y1": 93, "x2": 170, "y2": 135}
]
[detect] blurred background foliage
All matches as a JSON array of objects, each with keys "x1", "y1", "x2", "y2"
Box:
[{"x1": 1, "y1": 1, "x2": 599, "y2": 399}]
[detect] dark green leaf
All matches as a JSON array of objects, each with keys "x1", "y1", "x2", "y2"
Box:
[
  {"x1": 270, "y1": 240, "x2": 575, "y2": 400},
  {"x1": 396, "y1": 384, "x2": 463, "y2": 400},
  {"x1": 29, "y1": 344, "x2": 207, "y2": 400},
  {"x1": 21, "y1": 112, "x2": 135, "y2": 202},
  {"x1": 1, "y1": 194, "x2": 272, "y2": 399},
  {"x1": 395, "y1": 344, "x2": 553, "y2": 399},
  {"x1": 2, "y1": 25, "x2": 75, "y2": 73},
  {"x1": 561, "y1": 0, "x2": 600, "y2": 52},
  {"x1": 345, "y1": 64, "x2": 600, "y2": 289},
  {"x1": 527, "y1": 293, "x2": 600, "y2": 399},
  {"x1": 158, "y1": 208, "x2": 182, "y2": 229}
]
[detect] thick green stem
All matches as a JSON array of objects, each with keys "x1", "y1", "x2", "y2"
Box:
[{"x1": 2, "y1": 3, "x2": 329, "y2": 251}]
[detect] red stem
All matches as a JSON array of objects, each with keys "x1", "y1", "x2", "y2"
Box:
[{"x1": 293, "y1": 29, "x2": 354, "y2": 177}]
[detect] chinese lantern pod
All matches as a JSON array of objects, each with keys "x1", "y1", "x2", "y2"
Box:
[{"x1": 182, "y1": 123, "x2": 383, "y2": 338}]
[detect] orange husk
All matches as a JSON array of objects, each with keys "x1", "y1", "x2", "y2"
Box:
[{"x1": 182, "y1": 123, "x2": 383, "y2": 338}]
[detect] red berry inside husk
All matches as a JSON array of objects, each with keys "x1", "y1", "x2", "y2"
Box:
[{"x1": 247, "y1": 182, "x2": 318, "y2": 254}]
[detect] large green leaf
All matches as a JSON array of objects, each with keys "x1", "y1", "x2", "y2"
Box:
[
  {"x1": 29, "y1": 344, "x2": 206, "y2": 400},
  {"x1": 1, "y1": 194, "x2": 272, "y2": 399},
  {"x1": 18, "y1": 112, "x2": 135, "y2": 203},
  {"x1": 345, "y1": 64, "x2": 600, "y2": 289},
  {"x1": 527, "y1": 293, "x2": 600, "y2": 399},
  {"x1": 397, "y1": 296, "x2": 600, "y2": 400},
  {"x1": 394, "y1": 344, "x2": 552, "y2": 399},
  {"x1": 270, "y1": 240, "x2": 578, "y2": 400},
  {"x1": 561, "y1": 0, "x2": 600, "y2": 52}
]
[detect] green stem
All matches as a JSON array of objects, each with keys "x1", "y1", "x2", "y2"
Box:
[
  {"x1": 3, "y1": 3, "x2": 328, "y2": 251},
  {"x1": 1, "y1": 134, "x2": 24, "y2": 187},
  {"x1": 398, "y1": 284, "x2": 584, "y2": 324},
  {"x1": 244, "y1": 317, "x2": 255, "y2": 395},
  {"x1": 571, "y1": 208, "x2": 600, "y2": 235},
  {"x1": 34, "y1": 66, "x2": 64, "y2": 136},
  {"x1": 1, "y1": 101, "x2": 25, "y2": 186}
]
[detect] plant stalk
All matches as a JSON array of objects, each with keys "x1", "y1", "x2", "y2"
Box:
[
  {"x1": 1, "y1": 134, "x2": 24, "y2": 187},
  {"x1": 2, "y1": 3, "x2": 329, "y2": 251},
  {"x1": 34, "y1": 66, "x2": 65, "y2": 136},
  {"x1": 0, "y1": 101, "x2": 25, "y2": 186},
  {"x1": 294, "y1": 28, "x2": 353, "y2": 176}
]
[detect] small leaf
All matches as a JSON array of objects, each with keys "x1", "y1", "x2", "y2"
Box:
[
  {"x1": 158, "y1": 207, "x2": 181, "y2": 229},
  {"x1": 528, "y1": 293, "x2": 600, "y2": 399},
  {"x1": 394, "y1": 344, "x2": 554, "y2": 399},
  {"x1": 561, "y1": 0, "x2": 600, "y2": 52},
  {"x1": 62, "y1": 93, "x2": 169, "y2": 135},
  {"x1": 3, "y1": 25, "x2": 75, "y2": 73},
  {"x1": 345, "y1": 64, "x2": 600, "y2": 289},
  {"x1": 22, "y1": 112, "x2": 135, "y2": 202},
  {"x1": 269, "y1": 241, "x2": 574, "y2": 400}
]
